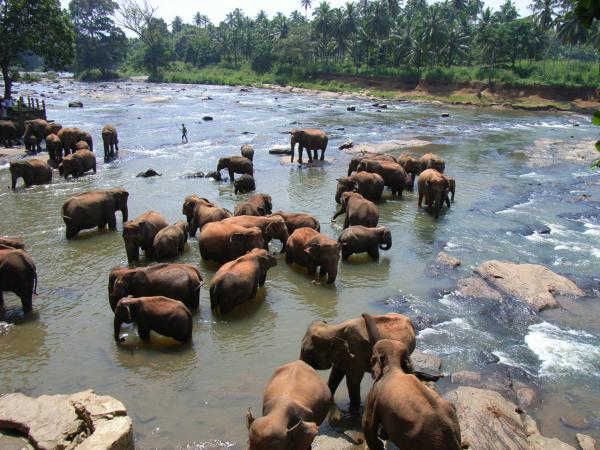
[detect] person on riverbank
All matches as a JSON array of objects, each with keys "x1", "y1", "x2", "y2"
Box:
[{"x1": 177, "y1": 123, "x2": 188, "y2": 143}]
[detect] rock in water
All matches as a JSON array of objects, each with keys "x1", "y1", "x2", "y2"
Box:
[
  {"x1": 441, "y1": 112, "x2": 450, "y2": 117},
  {"x1": 576, "y1": 434, "x2": 596, "y2": 450},
  {"x1": 410, "y1": 351, "x2": 443, "y2": 381},
  {"x1": 346, "y1": 106, "x2": 356, "y2": 112},
  {"x1": 269, "y1": 146, "x2": 292, "y2": 155},
  {"x1": 436, "y1": 251, "x2": 461, "y2": 268},
  {"x1": 136, "y1": 169, "x2": 162, "y2": 178},
  {"x1": 202, "y1": 116, "x2": 213, "y2": 121},
  {"x1": 338, "y1": 140, "x2": 353, "y2": 150},
  {"x1": 68, "y1": 101, "x2": 83, "y2": 108}
]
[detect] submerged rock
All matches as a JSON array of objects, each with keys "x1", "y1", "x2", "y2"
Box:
[
  {"x1": 347, "y1": 106, "x2": 356, "y2": 112},
  {"x1": 136, "y1": 169, "x2": 162, "y2": 178},
  {"x1": 269, "y1": 146, "x2": 292, "y2": 155},
  {"x1": 411, "y1": 351, "x2": 443, "y2": 381},
  {"x1": 68, "y1": 101, "x2": 83, "y2": 108},
  {"x1": 0, "y1": 390, "x2": 133, "y2": 450},
  {"x1": 338, "y1": 140, "x2": 353, "y2": 150},
  {"x1": 436, "y1": 252, "x2": 461, "y2": 268},
  {"x1": 576, "y1": 434, "x2": 596, "y2": 450}
]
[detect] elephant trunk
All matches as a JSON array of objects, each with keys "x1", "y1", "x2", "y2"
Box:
[
  {"x1": 379, "y1": 229, "x2": 392, "y2": 251},
  {"x1": 326, "y1": 260, "x2": 338, "y2": 284},
  {"x1": 121, "y1": 205, "x2": 128, "y2": 223},
  {"x1": 290, "y1": 137, "x2": 297, "y2": 162},
  {"x1": 10, "y1": 171, "x2": 18, "y2": 189},
  {"x1": 279, "y1": 230, "x2": 289, "y2": 252},
  {"x1": 114, "y1": 316, "x2": 123, "y2": 342},
  {"x1": 434, "y1": 191, "x2": 444, "y2": 219},
  {"x1": 125, "y1": 242, "x2": 139, "y2": 263}
]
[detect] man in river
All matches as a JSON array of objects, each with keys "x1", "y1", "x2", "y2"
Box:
[{"x1": 177, "y1": 123, "x2": 188, "y2": 143}]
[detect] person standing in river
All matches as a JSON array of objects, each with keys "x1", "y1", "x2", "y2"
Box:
[{"x1": 178, "y1": 123, "x2": 188, "y2": 143}]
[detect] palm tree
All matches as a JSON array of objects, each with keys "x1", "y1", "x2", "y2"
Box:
[
  {"x1": 313, "y1": 1, "x2": 333, "y2": 62},
  {"x1": 301, "y1": 0, "x2": 313, "y2": 20},
  {"x1": 557, "y1": 11, "x2": 589, "y2": 46},
  {"x1": 418, "y1": 4, "x2": 448, "y2": 67},
  {"x1": 193, "y1": 12, "x2": 209, "y2": 28},
  {"x1": 171, "y1": 16, "x2": 183, "y2": 34},
  {"x1": 530, "y1": 0, "x2": 557, "y2": 30}
]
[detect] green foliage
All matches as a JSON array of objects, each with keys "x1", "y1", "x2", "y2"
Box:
[{"x1": 76, "y1": 68, "x2": 121, "y2": 81}]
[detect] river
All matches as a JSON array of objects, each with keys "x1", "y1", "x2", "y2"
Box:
[{"x1": 1, "y1": 78, "x2": 599, "y2": 448}]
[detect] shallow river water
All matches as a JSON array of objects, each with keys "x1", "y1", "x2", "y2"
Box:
[{"x1": 1, "y1": 78, "x2": 600, "y2": 448}]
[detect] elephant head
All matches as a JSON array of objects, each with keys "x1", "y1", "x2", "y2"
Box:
[
  {"x1": 77, "y1": 131, "x2": 93, "y2": 151},
  {"x1": 62, "y1": 156, "x2": 82, "y2": 178},
  {"x1": 255, "y1": 194, "x2": 273, "y2": 215},
  {"x1": 265, "y1": 218, "x2": 289, "y2": 251},
  {"x1": 114, "y1": 298, "x2": 140, "y2": 342},
  {"x1": 347, "y1": 157, "x2": 363, "y2": 176},
  {"x1": 246, "y1": 409, "x2": 319, "y2": 450},
  {"x1": 305, "y1": 240, "x2": 340, "y2": 284},
  {"x1": 335, "y1": 177, "x2": 358, "y2": 203},
  {"x1": 230, "y1": 228, "x2": 264, "y2": 257},
  {"x1": 9, "y1": 162, "x2": 24, "y2": 189},
  {"x1": 300, "y1": 321, "x2": 354, "y2": 370},
  {"x1": 122, "y1": 222, "x2": 148, "y2": 262},
  {"x1": 425, "y1": 177, "x2": 450, "y2": 219},
  {"x1": 109, "y1": 270, "x2": 137, "y2": 310},
  {"x1": 109, "y1": 189, "x2": 129, "y2": 223},
  {"x1": 182, "y1": 195, "x2": 213, "y2": 224},
  {"x1": 377, "y1": 226, "x2": 392, "y2": 250}
]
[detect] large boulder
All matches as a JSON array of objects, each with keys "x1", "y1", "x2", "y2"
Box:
[{"x1": 0, "y1": 390, "x2": 133, "y2": 450}]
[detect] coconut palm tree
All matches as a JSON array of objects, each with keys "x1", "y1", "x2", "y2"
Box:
[
  {"x1": 313, "y1": 1, "x2": 333, "y2": 62},
  {"x1": 301, "y1": 0, "x2": 313, "y2": 20}
]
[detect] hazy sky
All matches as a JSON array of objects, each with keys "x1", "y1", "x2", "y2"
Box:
[{"x1": 60, "y1": 0, "x2": 533, "y2": 25}]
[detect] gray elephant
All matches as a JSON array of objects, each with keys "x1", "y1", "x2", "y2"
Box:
[
  {"x1": 0, "y1": 120, "x2": 22, "y2": 148},
  {"x1": 420, "y1": 153, "x2": 445, "y2": 173},
  {"x1": 44, "y1": 122, "x2": 62, "y2": 137},
  {"x1": 240, "y1": 143, "x2": 254, "y2": 161},
  {"x1": 285, "y1": 227, "x2": 340, "y2": 284},
  {"x1": 332, "y1": 191, "x2": 379, "y2": 229},
  {"x1": 60, "y1": 149, "x2": 96, "y2": 179},
  {"x1": 357, "y1": 159, "x2": 410, "y2": 197},
  {"x1": 23, "y1": 119, "x2": 48, "y2": 153},
  {"x1": 108, "y1": 263, "x2": 203, "y2": 311},
  {"x1": 418, "y1": 169, "x2": 450, "y2": 218},
  {"x1": 234, "y1": 194, "x2": 272, "y2": 216},
  {"x1": 182, "y1": 195, "x2": 232, "y2": 237},
  {"x1": 335, "y1": 172, "x2": 385, "y2": 203},
  {"x1": 57, "y1": 127, "x2": 81, "y2": 155},
  {"x1": 114, "y1": 296, "x2": 192, "y2": 344},
  {"x1": 234, "y1": 174, "x2": 256, "y2": 194},
  {"x1": 300, "y1": 313, "x2": 415, "y2": 408},
  {"x1": 152, "y1": 220, "x2": 188, "y2": 259},
  {"x1": 398, "y1": 154, "x2": 421, "y2": 191},
  {"x1": 198, "y1": 222, "x2": 265, "y2": 263},
  {"x1": 270, "y1": 211, "x2": 320, "y2": 235},
  {"x1": 102, "y1": 124, "x2": 119, "y2": 159},
  {"x1": 10, "y1": 159, "x2": 52, "y2": 189},
  {"x1": 290, "y1": 128, "x2": 328, "y2": 163},
  {"x1": 123, "y1": 211, "x2": 169, "y2": 263},
  {"x1": 0, "y1": 248, "x2": 37, "y2": 313},
  {"x1": 444, "y1": 175, "x2": 456, "y2": 204},
  {"x1": 347, "y1": 154, "x2": 397, "y2": 176},
  {"x1": 209, "y1": 248, "x2": 277, "y2": 314},
  {"x1": 61, "y1": 189, "x2": 129, "y2": 239},
  {"x1": 45, "y1": 133, "x2": 63, "y2": 163},
  {"x1": 223, "y1": 215, "x2": 289, "y2": 252},
  {"x1": 338, "y1": 226, "x2": 392, "y2": 260},
  {"x1": 77, "y1": 130, "x2": 93, "y2": 152},
  {"x1": 216, "y1": 156, "x2": 253, "y2": 182}
]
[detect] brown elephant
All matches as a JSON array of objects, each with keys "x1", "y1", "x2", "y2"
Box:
[
  {"x1": 0, "y1": 237, "x2": 25, "y2": 250},
  {"x1": 198, "y1": 222, "x2": 264, "y2": 263},
  {"x1": 290, "y1": 129, "x2": 328, "y2": 163},
  {"x1": 347, "y1": 154, "x2": 397, "y2": 176},
  {"x1": 123, "y1": 211, "x2": 169, "y2": 263},
  {"x1": 223, "y1": 215, "x2": 289, "y2": 252},
  {"x1": 338, "y1": 226, "x2": 392, "y2": 260},
  {"x1": 234, "y1": 194, "x2": 272, "y2": 216},
  {"x1": 420, "y1": 152, "x2": 445, "y2": 173},
  {"x1": 216, "y1": 156, "x2": 253, "y2": 181},
  {"x1": 62, "y1": 189, "x2": 129, "y2": 239},
  {"x1": 152, "y1": 220, "x2": 188, "y2": 259},
  {"x1": 77, "y1": 130, "x2": 93, "y2": 151},
  {"x1": 445, "y1": 175, "x2": 456, "y2": 204},
  {"x1": 108, "y1": 263, "x2": 203, "y2": 311},
  {"x1": 23, "y1": 119, "x2": 48, "y2": 152},
  {"x1": 234, "y1": 174, "x2": 255, "y2": 194},
  {"x1": 285, "y1": 228, "x2": 340, "y2": 284},
  {"x1": 246, "y1": 360, "x2": 331, "y2": 450},
  {"x1": 44, "y1": 122, "x2": 62, "y2": 137},
  {"x1": 332, "y1": 192, "x2": 379, "y2": 229},
  {"x1": 45, "y1": 133, "x2": 63, "y2": 162},
  {"x1": 418, "y1": 168, "x2": 450, "y2": 218},
  {"x1": 75, "y1": 141, "x2": 90, "y2": 151},
  {"x1": 182, "y1": 195, "x2": 232, "y2": 237},
  {"x1": 209, "y1": 248, "x2": 277, "y2": 314},
  {"x1": 240, "y1": 143, "x2": 254, "y2": 161},
  {"x1": 357, "y1": 159, "x2": 410, "y2": 197},
  {"x1": 57, "y1": 127, "x2": 82, "y2": 155},
  {"x1": 270, "y1": 211, "x2": 320, "y2": 235},
  {"x1": 300, "y1": 313, "x2": 415, "y2": 408},
  {"x1": 362, "y1": 313, "x2": 461, "y2": 450},
  {"x1": 335, "y1": 172, "x2": 385, "y2": 204},
  {"x1": 0, "y1": 120, "x2": 22, "y2": 148},
  {"x1": 398, "y1": 153, "x2": 421, "y2": 191},
  {"x1": 102, "y1": 124, "x2": 119, "y2": 159},
  {"x1": 114, "y1": 296, "x2": 192, "y2": 343},
  {"x1": 0, "y1": 248, "x2": 37, "y2": 313},
  {"x1": 10, "y1": 159, "x2": 52, "y2": 189},
  {"x1": 60, "y1": 149, "x2": 96, "y2": 179}
]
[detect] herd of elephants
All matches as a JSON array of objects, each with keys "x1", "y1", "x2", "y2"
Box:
[{"x1": 0, "y1": 116, "x2": 464, "y2": 449}]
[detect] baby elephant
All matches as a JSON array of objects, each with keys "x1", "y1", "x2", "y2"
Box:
[
  {"x1": 153, "y1": 220, "x2": 188, "y2": 259},
  {"x1": 209, "y1": 248, "x2": 277, "y2": 314},
  {"x1": 362, "y1": 313, "x2": 461, "y2": 450},
  {"x1": 60, "y1": 149, "x2": 96, "y2": 179},
  {"x1": 114, "y1": 296, "x2": 192, "y2": 344},
  {"x1": 246, "y1": 360, "x2": 331, "y2": 450},
  {"x1": 285, "y1": 228, "x2": 340, "y2": 284},
  {"x1": 234, "y1": 174, "x2": 256, "y2": 194},
  {"x1": 332, "y1": 191, "x2": 379, "y2": 229},
  {"x1": 338, "y1": 226, "x2": 392, "y2": 260},
  {"x1": 240, "y1": 143, "x2": 254, "y2": 161}
]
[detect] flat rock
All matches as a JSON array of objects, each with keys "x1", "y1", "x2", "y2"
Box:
[
  {"x1": 339, "y1": 140, "x2": 353, "y2": 150},
  {"x1": 576, "y1": 433, "x2": 596, "y2": 450},
  {"x1": 411, "y1": 351, "x2": 442, "y2": 381},
  {"x1": 474, "y1": 260, "x2": 584, "y2": 311},
  {"x1": 457, "y1": 277, "x2": 504, "y2": 301},
  {"x1": 269, "y1": 146, "x2": 291, "y2": 155},
  {"x1": 436, "y1": 252, "x2": 461, "y2": 268},
  {"x1": 68, "y1": 101, "x2": 83, "y2": 108}
]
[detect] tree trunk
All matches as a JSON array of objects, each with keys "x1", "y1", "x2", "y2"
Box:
[{"x1": 2, "y1": 64, "x2": 12, "y2": 100}]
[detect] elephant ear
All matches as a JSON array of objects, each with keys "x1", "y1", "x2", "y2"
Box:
[
  {"x1": 287, "y1": 419, "x2": 318, "y2": 449},
  {"x1": 371, "y1": 350, "x2": 385, "y2": 381},
  {"x1": 245, "y1": 407, "x2": 255, "y2": 430},
  {"x1": 304, "y1": 241, "x2": 321, "y2": 258},
  {"x1": 332, "y1": 336, "x2": 355, "y2": 362},
  {"x1": 230, "y1": 232, "x2": 249, "y2": 250}
]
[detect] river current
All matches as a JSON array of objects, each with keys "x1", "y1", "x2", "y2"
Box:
[{"x1": 1, "y1": 78, "x2": 600, "y2": 448}]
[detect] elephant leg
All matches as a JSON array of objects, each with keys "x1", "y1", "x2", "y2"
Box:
[
  {"x1": 341, "y1": 247, "x2": 352, "y2": 260},
  {"x1": 65, "y1": 225, "x2": 78, "y2": 239},
  {"x1": 115, "y1": 142, "x2": 119, "y2": 154},
  {"x1": 363, "y1": 399, "x2": 384, "y2": 450},
  {"x1": 107, "y1": 212, "x2": 117, "y2": 230},
  {"x1": 347, "y1": 375, "x2": 363, "y2": 409},
  {"x1": 343, "y1": 215, "x2": 349, "y2": 229},
  {"x1": 307, "y1": 264, "x2": 317, "y2": 276},
  {"x1": 367, "y1": 244, "x2": 380, "y2": 260},
  {"x1": 138, "y1": 325, "x2": 151, "y2": 341},
  {"x1": 320, "y1": 149, "x2": 325, "y2": 161},
  {"x1": 297, "y1": 147, "x2": 304, "y2": 164},
  {"x1": 250, "y1": 279, "x2": 259, "y2": 299},
  {"x1": 418, "y1": 192, "x2": 423, "y2": 207},
  {"x1": 306, "y1": 146, "x2": 313, "y2": 163},
  {"x1": 0, "y1": 291, "x2": 4, "y2": 306},
  {"x1": 319, "y1": 265, "x2": 327, "y2": 278},
  {"x1": 20, "y1": 291, "x2": 33, "y2": 313},
  {"x1": 327, "y1": 365, "x2": 346, "y2": 397},
  {"x1": 285, "y1": 251, "x2": 293, "y2": 265},
  {"x1": 228, "y1": 168, "x2": 235, "y2": 182}
]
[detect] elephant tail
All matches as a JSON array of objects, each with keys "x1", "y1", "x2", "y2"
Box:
[
  {"x1": 209, "y1": 283, "x2": 217, "y2": 310},
  {"x1": 32, "y1": 270, "x2": 38, "y2": 295}
]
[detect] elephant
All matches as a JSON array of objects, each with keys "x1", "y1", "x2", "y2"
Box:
[
  {"x1": 114, "y1": 296, "x2": 192, "y2": 344},
  {"x1": 45, "y1": 133, "x2": 63, "y2": 162},
  {"x1": 0, "y1": 248, "x2": 37, "y2": 313},
  {"x1": 152, "y1": 220, "x2": 188, "y2": 259},
  {"x1": 299, "y1": 313, "x2": 415, "y2": 408},
  {"x1": 338, "y1": 226, "x2": 392, "y2": 260},
  {"x1": 198, "y1": 222, "x2": 265, "y2": 263},
  {"x1": 60, "y1": 149, "x2": 96, "y2": 179},
  {"x1": 23, "y1": 119, "x2": 48, "y2": 153},
  {"x1": 77, "y1": 130, "x2": 93, "y2": 152},
  {"x1": 57, "y1": 127, "x2": 82, "y2": 155},
  {"x1": 246, "y1": 360, "x2": 331, "y2": 450},
  {"x1": 216, "y1": 156, "x2": 253, "y2": 181},
  {"x1": 0, "y1": 237, "x2": 25, "y2": 250},
  {"x1": 182, "y1": 195, "x2": 232, "y2": 238},
  {"x1": 61, "y1": 189, "x2": 129, "y2": 239},
  {"x1": 445, "y1": 175, "x2": 456, "y2": 204},
  {"x1": 137, "y1": 169, "x2": 162, "y2": 178},
  {"x1": 332, "y1": 192, "x2": 379, "y2": 229},
  {"x1": 102, "y1": 125, "x2": 119, "y2": 159},
  {"x1": 290, "y1": 129, "x2": 328, "y2": 164},
  {"x1": 418, "y1": 168, "x2": 450, "y2": 218},
  {"x1": 270, "y1": 211, "x2": 320, "y2": 235},
  {"x1": 0, "y1": 120, "x2": 22, "y2": 148},
  {"x1": 335, "y1": 172, "x2": 384, "y2": 204},
  {"x1": 362, "y1": 313, "x2": 461, "y2": 450},
  {"x1": 347, "y1": 154, "x2": 397, "y2": 176},
  {"x1": 240, "y1": 143, "x2": 254, "y2": 161},
  {"x1": 123, "y1": 211, "x2": 169, "y2": 263},
  {"x1": 398, "y1": 154, "x2": 421, "y2": 191},
  {"x1": 285, "y1": 228, "x2": 340, "y2": 284},
  {"x1": 223, "y1": 215, "x2": 289, "y2": 252},
  {"x1": 420, "y1": 152, "x2": 445, "y2": 173},
  {"x1": 44, "y1": 122, "x2": 62, "y2": 137},
  {"x1": 10, "y1": 159, "x2": 52, "y2": 189},
  {"x1": 234, "y1": 174, "x2": 255, "y2": 194},
  {"x1": 357, "y1": 159, "x2": 410, "y2": 197},
  {"x1": 209, "y1": 248, "x2": 277, "y2": 314},
  {"x1": 75, "y1": 140, "x2": 90, "y2": 151},
  {"x1": 234, "y1": 194, "x2": 272, "y2": 216},
  {"x1": 108, "y1": 263, "x2": 203, "y2": 311}
]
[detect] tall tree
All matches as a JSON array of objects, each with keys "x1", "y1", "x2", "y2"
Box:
[
  {"x1": 301, "y1": 0, "x2": 313, "y2": 20},
  {"x1": 0, "y1": 0, "x2": 74, "y2": 99},
  {"x1": 171, "y1": 15, "x2": 183, "y2": 33}
]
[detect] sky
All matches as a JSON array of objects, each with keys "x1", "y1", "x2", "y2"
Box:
[{"x1": 60, "y1": 0, "x2": 533, "y2": 26}]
